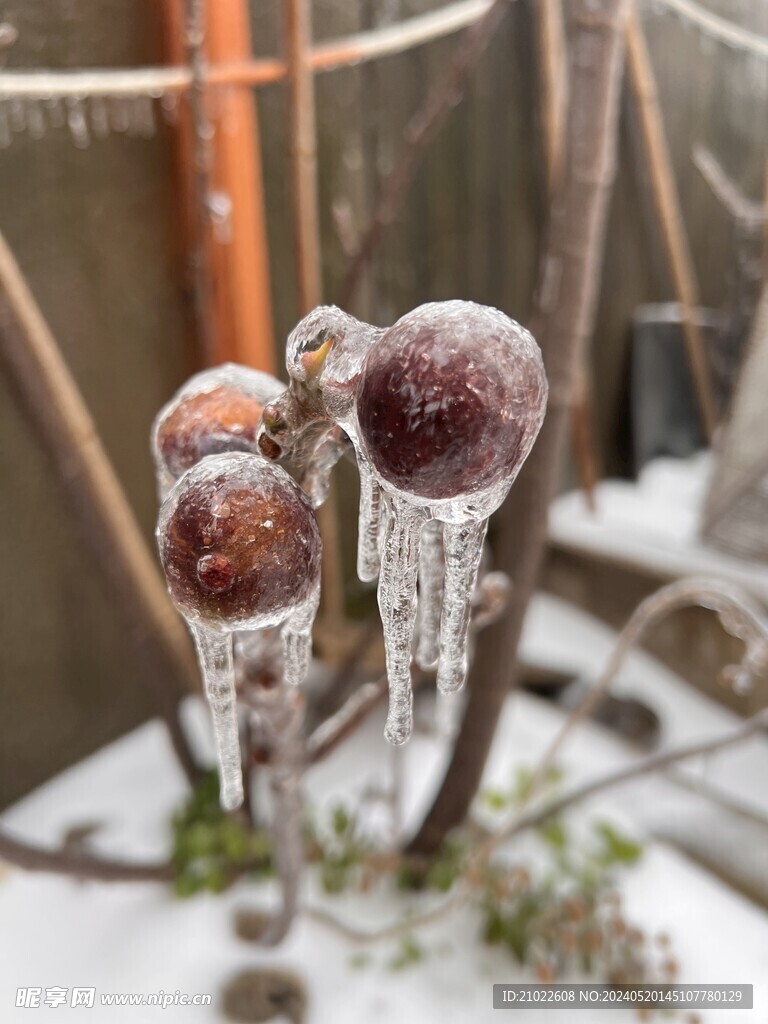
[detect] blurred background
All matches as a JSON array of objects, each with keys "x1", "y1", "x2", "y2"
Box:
[{"x1": 0, "y1": 0, "x2": 766, "y2": 818}]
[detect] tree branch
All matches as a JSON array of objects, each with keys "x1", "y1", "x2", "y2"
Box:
[
  {"x1": 0, "y1": 828, "x2": 174, "y2": 883},
  {"x1": 337, "y1": 0, "x2": 517, "y2": 308},
  {"x1": 408, "y1": 0, "x2": 630, "y2": 857}
]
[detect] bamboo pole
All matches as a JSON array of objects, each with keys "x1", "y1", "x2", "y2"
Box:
[
  {"x1": 284, "y1": 0, "x2": 344, "y2": 626},
  {"x1": 535, "y1": 0, "x2": 599, "y2": 510},
  {"x1": 625, "y1": 1, "x2": 717, "y2": 441},
  {"x1": 0, "y1": 229, "x2": 200, "y2": 784}
]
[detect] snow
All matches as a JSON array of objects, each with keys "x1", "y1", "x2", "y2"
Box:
[
  {"x1": 1, "y1": 593, "x2": 768, "y2": 1021},
  {"x1": 549, "y1": 454, "x2": 768, "y2": 602}
]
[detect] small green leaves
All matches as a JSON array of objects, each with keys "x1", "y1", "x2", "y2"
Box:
[
  {"x1": 171, "y1": 771, "x2": 272, "y2": 897},
  {"x1": 593, "y1": 822, "x2": 643, "y2": 866},
  {"x1": 388, "y1": 935, "x2": 425, "y2": 971}
]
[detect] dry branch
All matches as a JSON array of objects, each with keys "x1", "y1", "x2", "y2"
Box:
[
  {"x1": 693, "y1": 146, "x2": 768, "y2": 230},
  {"x1": 0, "y1": 228, "x2": 200, "y2": 784},
  {"x1": 337, "y1": 0, "x2": 517, "y2": 308},
  {"x1": 0, "y1": 828, "x2": 173, "y2": 883},
  {"x1": 409, "y1": 0, "x2": 630, "y2": 856}
]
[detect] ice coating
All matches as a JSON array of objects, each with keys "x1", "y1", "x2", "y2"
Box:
[
  {"x1": 415, "y1": 518, "x2": 444, "y2": 670},
  {"x1": 157, "y1": 452, "x2": 322, "y2": 809},
  {"x1": 358, "y1": 301, "x2": 547, "y2": 737},
  {"x1": 259, "y1": 300, "x2": 546, "y2": 747},
  {"x1": 191, "y1": 624, "x2": 242, "y2": 811},
  {"x1": 259, "y1": 306, "x2": 385, "y2": 573},
  {"x1": 378, "y1": 499, "x2": 427, "y2": 745},
  {"x1": 436, "y1": 519, "x2": 488, "y2": 693},
  {"x1": 152, "y1": 363, "x2": 284, "y2": 500}
]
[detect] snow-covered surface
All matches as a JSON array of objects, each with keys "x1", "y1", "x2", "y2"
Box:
[
  {"x1": 1, "y1": 594, "x2": 768, "y2": 1021},
  {"x1": 549, "y1": 454, "x2": 768, "y2": 601}
]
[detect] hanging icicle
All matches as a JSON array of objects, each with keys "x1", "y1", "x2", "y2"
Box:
[
  {"x1": 259, "y1": 300, "x2": 547, "y2": 745},
  {"x1": 157, "y1": 452, "x2": 322, "y2": 810}
]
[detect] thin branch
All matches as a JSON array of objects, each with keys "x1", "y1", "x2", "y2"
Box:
[
  {"x1": 657, "y1": 0, "x2": 768, "y2": 60},
  {"x1": 337, "y1": 0, "x2": 518, "y2": 308},
  {"x1": 0, "y1": 828, "x2": 174, "y2": 883},
  {"x1": 693, "y1": 145, "x2": 768, "y2": 230},
  {"x1": 0, "y1": 1, "x2": 494, "y2": 97},
  {"x1": 501, "y1": 707, "x2": 768, "y2": 843},
  {"x1": 527, "y1": 576, "x2": 768, "y2": 797},
  {"x1": 306, "y1": 706, "x2": 768, "y2": 945},
  {"x1": 0, "y1": 227, "x2": 200, "y2": 785},
  {"x1": 307, "y1": 678, "x2": 388, "y2": 764}
]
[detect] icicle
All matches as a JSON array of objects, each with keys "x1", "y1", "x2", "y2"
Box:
[
  {"x1": 281, "y1": 582, "x2": 320, "y2": 689},
  {"x1": 190, "y1": 624, "x2": 243, "y2": 811},
  {"x1": 301, "y1": 427, "x2": 347, "y2": 508},
  {"x1": 357, "y1": 453, "x2": 383, "y2": 582},
  {"x1": 44, "y1": 95, "x2": 65, "y2": 129},
  {"x1": 378, "y1": 498, "x2": 426, "y2": 745},
  {"x1": 128, "y1": 93, "x2": 155, "y2": 138},
  {"x1": 26, "y1": 99, "x2": 45, "y2": 140},
  {"x1": 415, "y1": 518, "x2": 443, "y2": 670},
  {"x1": 109, "y1": 96, "x2": 130, "y2": 134},
  {"x1": 9, "y1": 96, "x2": 25, "y2": 133},
  {"x1": 89, "y1": 95, "x2": 110, "y2": 140},
  {"x1": 66, "y1": 96, "x2": 90, "y2": 149},
  {"x1": 160, "y1": 90, "x2": 180, "y2": 125},
  {"x1": 436, "y1": 519, "x2": 488, "y2": 694},
  {"x1": 0, "y1": 102, "x2": 10, "y2": 148}
]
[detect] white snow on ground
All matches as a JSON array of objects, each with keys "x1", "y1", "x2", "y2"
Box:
[
  {"x1": 549, "y1": 454, "x2": 768, "y2": 601},
  {"x1": 2, "y1": 586, "x2": 768, "y2": 1022}
]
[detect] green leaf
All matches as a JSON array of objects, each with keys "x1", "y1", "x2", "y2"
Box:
[
  {"x1": 388, "y1": 935, "x2": 425, "y2": 971},
  {"x1": 593, "y1": 822, "x2": 643, "y2": 866}
]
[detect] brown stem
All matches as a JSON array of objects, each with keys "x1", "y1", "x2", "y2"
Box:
[
  {"x1": 408, "y1": 0, "x2": 630, "y2": 856},
  {"x1": 0, "y1": 227, "x2": 200, "y2": 786},
  {"x1": 337, "y1": 0, "x2": 515, "y2": 309},
  {"x1": 0, "y1": 828, "x2": 173, "y2": 883}
]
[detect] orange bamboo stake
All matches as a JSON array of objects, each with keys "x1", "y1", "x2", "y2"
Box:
[
  {"x1": 161, "y1": 0, "x2": 275, "y2": 371},
  {"x1": 206, "y1": 1, "x2": 275, "y2": 370}
]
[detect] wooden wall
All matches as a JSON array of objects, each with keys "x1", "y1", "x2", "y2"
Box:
[{"x1": 1, "y1": 0, "x2": 766, "y2": 806}]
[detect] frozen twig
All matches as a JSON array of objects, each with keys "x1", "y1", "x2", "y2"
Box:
[
  {"x1": 693, "y1": 146, "x2": 768, "y2": 230},
  {"x1": 527, "y1": 576, "x2": 768, "y2": 799},
  {"x1": 337, "y1": 0, "x2": 518, "y2": 307},
  {"x1": 0, "y1": 828, "x2": 174, "y2": 883},
  {"x1": 656, "y1": 0, "x2": 768, "y2": 60},
  {"x1": 305, "y1": 706, "x2": 768, "y2": 945}
]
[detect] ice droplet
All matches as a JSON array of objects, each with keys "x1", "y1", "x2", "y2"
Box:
[
  {"x1": 191, "y1": 624, "x2": 243, "y2": 811},
  {"x1": 89, "y1": 95, "x2": 110, "y2": 139},
  {"x1": 9, "y1": 96, "x2": 25, "y2": 133},
  {"x1": 160, "y1": 90, "x2": 180, "y2": 125},
  {"x1": 378, "y1": 498, "x2": 426, "y2": 745},
  {"x1": 415, "y1": 518, "x2": 443, "y2": 670},
  {"x1": 66, "y1": 96, "x2": 90, "y2": 148},
  {"x1": 44, "y1": 95, "x2": 66, "y2": 129},
  {"x1": 436, "y1": 519, "x2": 487, "y2": 694},
  {"x1": 26, "y1": 99, "x2": 45, "y2": 139}
]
